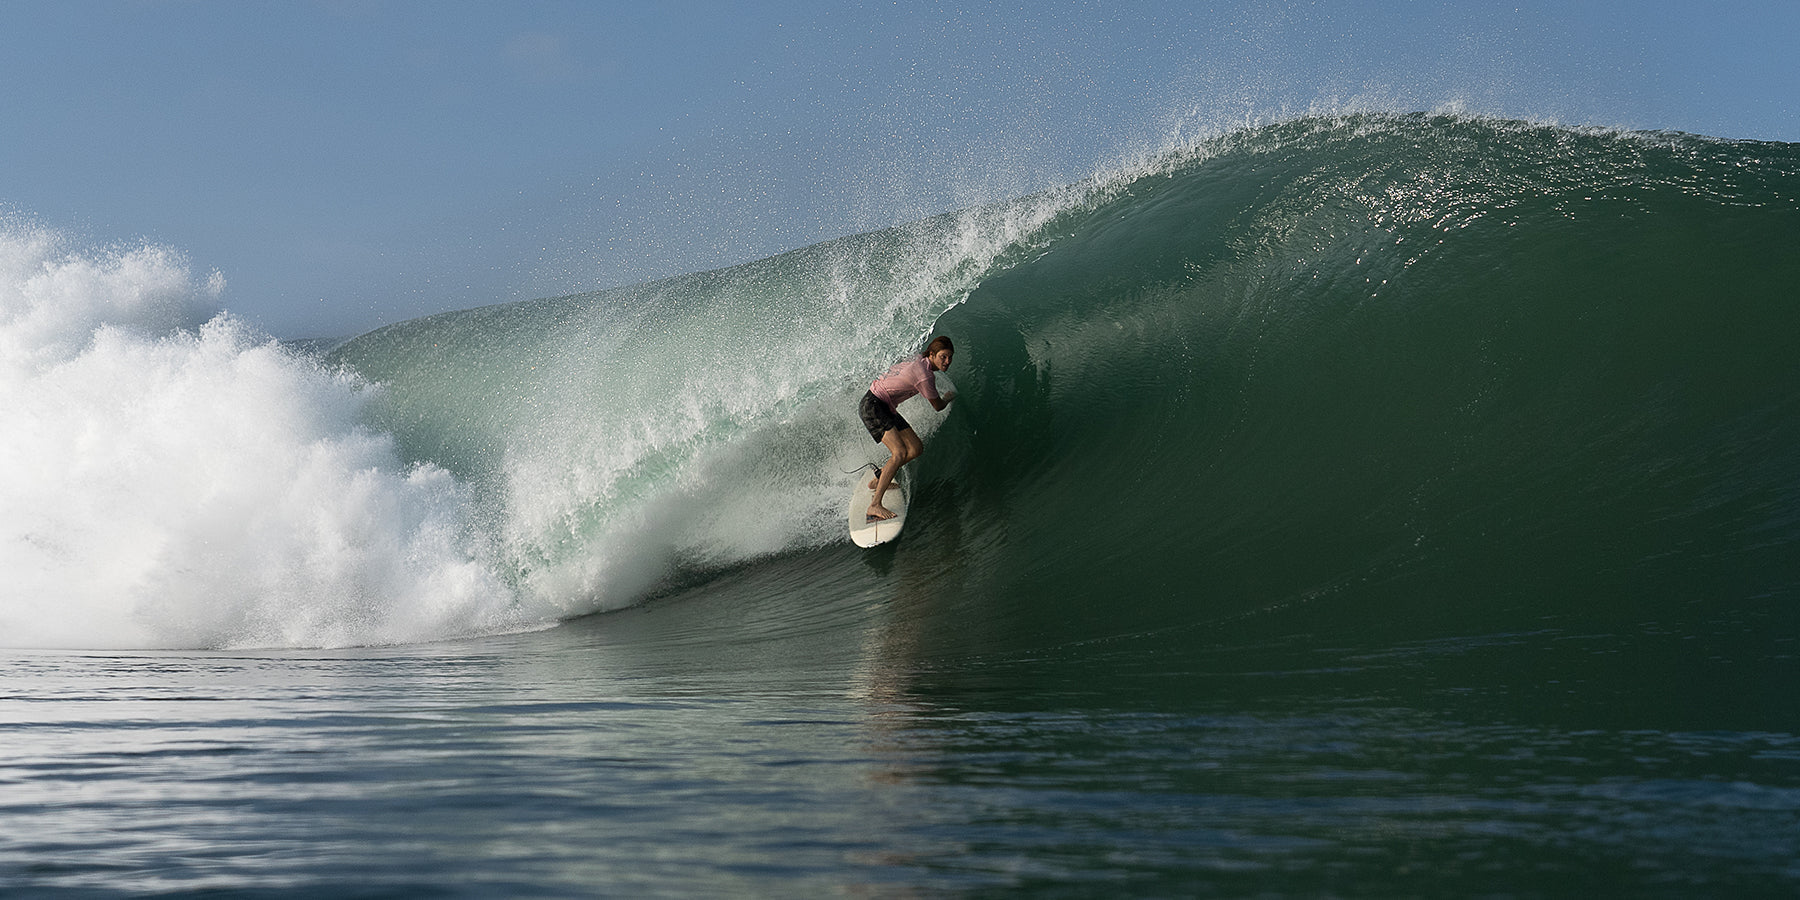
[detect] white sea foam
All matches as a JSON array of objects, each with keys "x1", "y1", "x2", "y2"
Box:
[{"x1": 0, "y1": 222, "x2": 531, "y2": 649}]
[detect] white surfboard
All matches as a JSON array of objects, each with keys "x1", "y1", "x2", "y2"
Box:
[{"x1": 848, "y1": 469, "x2": 908, "y2": 548}]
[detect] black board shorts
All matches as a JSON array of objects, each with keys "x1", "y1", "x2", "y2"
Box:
[{"x1": 859, "y1": 391, "x2": 910, "y2": 442}]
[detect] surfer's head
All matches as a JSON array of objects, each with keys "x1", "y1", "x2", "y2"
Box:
[{"x1": 924, "y1": 335, "x2": 954, "y2": 370}]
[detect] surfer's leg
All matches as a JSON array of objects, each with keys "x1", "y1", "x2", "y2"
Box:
[
  {"x1": 868, "y1": 428, "x2": 920, "y2": 520},
  {"x1": 867, "y1": 426, "x2": 925, "y2": 487}
]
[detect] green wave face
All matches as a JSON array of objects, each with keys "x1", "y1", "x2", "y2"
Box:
[{"x1": 331, "y1": 114, "x2": 1800, "y2": 653}]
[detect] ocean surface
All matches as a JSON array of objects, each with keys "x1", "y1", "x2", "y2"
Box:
[{"x1": 4, "y1": 113, "x2": 1799, "y2": 895}]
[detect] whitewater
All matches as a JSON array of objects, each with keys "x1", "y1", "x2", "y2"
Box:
[{"x1": 0, "y1": 223, "x2": 522, "y2": 647}]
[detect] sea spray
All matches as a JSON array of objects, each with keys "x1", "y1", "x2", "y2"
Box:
[{"x1": 0, "y1": 223, "x2": 531, "y2": 649}]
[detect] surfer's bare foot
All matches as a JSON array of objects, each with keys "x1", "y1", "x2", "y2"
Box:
[
  {"x1": 866, "y1": 504, "x2": 896, "y2": 521},
  {"x1": 868, "y1": 476, "x2": 880, "y2": 490}
]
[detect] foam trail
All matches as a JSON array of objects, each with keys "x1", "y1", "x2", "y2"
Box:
[{"x1": 0, "y1": 222, "x2": 531, "y2": 649}]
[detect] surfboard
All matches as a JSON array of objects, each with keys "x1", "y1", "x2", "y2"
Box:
[{"x1": 848, "y1": 468, "x2": 908, "y2": 548}]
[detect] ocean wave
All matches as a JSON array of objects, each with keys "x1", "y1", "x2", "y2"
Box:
[{"x1": 7, "y1": 113, "x2": 1797, "y2": 650}]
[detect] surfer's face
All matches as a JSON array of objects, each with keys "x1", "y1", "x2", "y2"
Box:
[{"x1": 930, "y1": 348, "x2": 953, "y2": 371}]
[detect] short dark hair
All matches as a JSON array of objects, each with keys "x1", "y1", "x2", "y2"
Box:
[{"x1": 924, "y1": 335, "x2": 954, "y2": 357}]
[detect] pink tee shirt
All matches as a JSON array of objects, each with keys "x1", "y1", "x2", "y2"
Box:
[{"x1": 869, "y1": 355, "x2": 941, "y2": 410}]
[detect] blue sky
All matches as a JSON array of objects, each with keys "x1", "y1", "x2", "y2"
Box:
[{"x1": 3, "y1": 0, "x2": 1795, "y2": 337}]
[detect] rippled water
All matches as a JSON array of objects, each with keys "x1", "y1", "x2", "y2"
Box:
[{"x1": 8, "y1": 556, "x2": 1798, "y2": 895}]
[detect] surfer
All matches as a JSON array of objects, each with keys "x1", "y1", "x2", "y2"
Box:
[{"x1": 859, "y1": 335, "x2": 956, "y2": 521}]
